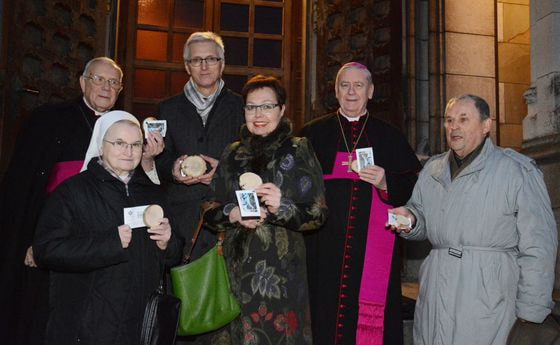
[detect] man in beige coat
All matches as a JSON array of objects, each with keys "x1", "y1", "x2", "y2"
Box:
[{"x1": 390, "y1": 94, "x2": 557, "y2": 345}]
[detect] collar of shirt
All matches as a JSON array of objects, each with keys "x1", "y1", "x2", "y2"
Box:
[
  {"x1": 338, "y1": 108, "x2": 367, "y2": 122},
  {"x1": 83, "y1": 97, "x2": 107, "y2": 116}
]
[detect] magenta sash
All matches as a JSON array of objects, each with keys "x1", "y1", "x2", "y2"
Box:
[
  {"x1": 324, "y1": 152, "x2": 395, "y2": 345},
  {"x1": 46, "y1": 160, "x2": 83, "y2": 193}
]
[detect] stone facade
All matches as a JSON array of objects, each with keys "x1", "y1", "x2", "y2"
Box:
[{"x1": 523, "y1": 0, "x2": 560, "y2": 293}]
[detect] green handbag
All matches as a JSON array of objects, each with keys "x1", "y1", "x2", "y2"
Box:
[{"x1": 170, "y1": 205, "x2": 240, "y2": 336}]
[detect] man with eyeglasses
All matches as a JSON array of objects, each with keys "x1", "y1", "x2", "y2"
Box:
[
  {"x1": 155, "y1": 32, "x2": 244, "y2": 265},
  {"x1": 0, "y1": 57, "x2": 140, "y2": 345}
]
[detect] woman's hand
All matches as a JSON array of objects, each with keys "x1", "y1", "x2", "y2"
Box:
[
  {"x1": 142, "y1": 131, "x2": 164, "y2": 160},
  {"x1": 147, "y1": 217, "x2": 172, "y2": 250},
  {"x1": 255, "y1": 183, "x2": 282, "y2": 214},
  {"x1": 229, "y1": 206, "x2": 267, "y2": 229},
  {"x1": 118, "y1": 225, "x2": 132, "y2": 248},
  {"x1": 358, "y1": 165, "x2": 387, "y2": 191}
]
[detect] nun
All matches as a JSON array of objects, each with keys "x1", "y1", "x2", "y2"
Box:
[{"x1": 33, "y1": 111, "x2": 182, "y2": 345}]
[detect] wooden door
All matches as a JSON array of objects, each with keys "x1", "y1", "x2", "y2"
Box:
[
  {"x1": 0, "y1": 0, "x2": 111, "y2": 175},
  {"x1": 118, "y1": 0, "x2": 304, "y2": 126}
]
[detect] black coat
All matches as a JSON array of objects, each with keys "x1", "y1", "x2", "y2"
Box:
[
  {"x1": 0, "y1": 98, "x2": 97, "y2": 344},
  {"x1": 155, "y1": 89, "x2": 244, "y2": 257},
  {"x1": 301, "y1": 113, "x2": 422, "y2": 345},
  {"x1": 33, "y1": 160, "x2": 182, "y2": 345}
]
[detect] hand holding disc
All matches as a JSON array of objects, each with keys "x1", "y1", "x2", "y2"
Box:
[{"x1": 143, "y1": 204, "x2": 164, "y2": 228}]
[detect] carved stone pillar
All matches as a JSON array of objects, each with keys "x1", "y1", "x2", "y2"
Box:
[{"x1": 523, "y1": 0, "x2": 560, "y2": 294}]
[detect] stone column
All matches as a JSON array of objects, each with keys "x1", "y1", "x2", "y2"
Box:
[{"x1": 523, "y1": 0, "x2": 560, "y2": 294}]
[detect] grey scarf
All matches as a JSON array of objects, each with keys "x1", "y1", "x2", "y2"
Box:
[{"x1": 183, "y1": 78, "x2": 225, "y2": 126}]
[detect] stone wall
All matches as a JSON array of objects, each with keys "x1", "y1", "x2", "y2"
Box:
[
  {"x1": 497, "y1": 0, "x2": 530, "y2": 151},
  {"x1": 523, "y1": 0, "x2": 560, "y2": 294}
]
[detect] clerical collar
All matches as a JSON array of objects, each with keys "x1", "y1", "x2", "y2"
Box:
[
  {"x1": 338, "y1": 109, "x2": 367, "y2": 122},
  {"x1": 449, "y1": 138, "x2": 486, "y2": 179},
  {"x1": 83, "y1": 97, "x2": 107, "y2": 116}
]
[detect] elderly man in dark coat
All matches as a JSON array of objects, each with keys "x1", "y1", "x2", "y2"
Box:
[{"x1": 0, "y1": 57, "x2": 163, "y2": 345}]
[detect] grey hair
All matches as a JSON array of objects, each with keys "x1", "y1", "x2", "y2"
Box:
[
  {"x1": 183, "y1": 31, "x2": 225, "y2": 62},
  {"x1": 445, "y1": 94, "x2": 490, "y2": 121},
  {"x1": 335, "y1": 62, "x2": 373, "y2": 87},
  {"x1": 82, "y1": 57, "x2": 123, "y2": 80}
]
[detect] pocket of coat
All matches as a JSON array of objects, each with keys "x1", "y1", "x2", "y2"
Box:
[{"x1": 480, "y1": 262, "x2": 505, "y2": 311}]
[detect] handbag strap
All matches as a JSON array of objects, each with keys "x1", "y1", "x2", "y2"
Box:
[{"x1": 183, "y1": 201, "x2": 223, "y2": 263}]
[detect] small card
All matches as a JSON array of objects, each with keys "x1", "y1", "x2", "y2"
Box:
[
  {"x1": 143, "y1": 119, "x2": 167, "y2": 139},
  {"x1": 388, "y1": 211, "x2": 412, "y2": 228},
  {"x1": 356, "y1": 147, "x2": 374, "y2": 171},
  {"x1": 235, "y1": 190, "x2": 261, "y2": 218},
  {"x1": 124, "y1": 205, "x2": 149, "y2": 228}
]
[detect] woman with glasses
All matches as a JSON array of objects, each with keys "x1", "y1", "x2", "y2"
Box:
[
  {"x1": 33, "y1": 111, "x2": 182, "y2": 345},
  {"x1": 202, "y1": 75, "x2": 328, "y2": 344}
]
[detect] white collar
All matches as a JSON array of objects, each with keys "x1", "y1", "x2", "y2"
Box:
[
  {"x1": 83, "y1": 97, "x2": 108, "y2": 116},
  {"x1": 338, "y1": 108, "x2": 367, "y2": 122}
]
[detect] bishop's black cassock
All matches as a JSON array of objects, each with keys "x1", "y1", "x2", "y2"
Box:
[
  {"x1": 301, "y1": 112, "x2": 422, "y2": 345},
  {"x1": 0, "y1": 98, "x2": 98, "y2": 345}
]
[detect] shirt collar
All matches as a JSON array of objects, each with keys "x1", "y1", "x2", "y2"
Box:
[
  {"x1": 83, "y1": 97, "x2": 107, "y2": 116},
  {"x1": 338, "y1": 108, "x2": 367, "y2": 122}
]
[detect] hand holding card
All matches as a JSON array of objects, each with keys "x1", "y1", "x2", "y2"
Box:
[
  {"x1": 142, "y1": 117, "x2": 167, "y2": 139},
  {"x1": 356, "y1": 147, "x2": 374, "y2": 172},
  {"x1": 387, "y1": 211, "x2": 411, "y2": 228}
]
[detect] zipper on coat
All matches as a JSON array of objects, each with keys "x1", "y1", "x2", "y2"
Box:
[{"x1": 125, "y1": 183, "x2": 129, "y2": 197}]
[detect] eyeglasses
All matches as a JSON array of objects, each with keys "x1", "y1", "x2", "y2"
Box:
[
  {"x1": 104, "y1": 140, "x2": 143, "y2": 152},
  {"x1": 244, "y1": 103, "x2": 280, "y2": 114},
  {"x1": 186, "y1": 56, "x2": 222, "y2": 67},
  {"x1": 84, "y1": 74, "x2": 123, "y2": 90}
]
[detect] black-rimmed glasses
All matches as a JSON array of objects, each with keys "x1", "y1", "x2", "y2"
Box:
[
  {"x1": 186, "y1": 56, "x2": 222, "y2": 67},
  {"x1": 244, "y1": 103, "x2": 280, "y2": 114}
]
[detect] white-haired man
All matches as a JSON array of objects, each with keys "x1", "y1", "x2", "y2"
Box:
[
  {"x1": 301, "y1": 62, "x2": 422, "y2": 345},
  {"x1": 0, "y1": 57, "x2": 132, "y2": 344}
]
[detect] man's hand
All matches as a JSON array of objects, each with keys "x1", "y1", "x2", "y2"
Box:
[
  {"x1": 24, "y1": 246, "x2": 37, "y2": 268},
  {"x1": 172, "y1": 155, "x2": 199, "y2": 185},
  {"x1": 197, "y1": 155, "x2": 219, "y2": 185},
  {"x1": 172, "y1": 154, "x2": 218, "y2": 185},
  {"x1": 147, "y1": 217, "x2": 172, "y2": 250},
  {"x1": 359, "y1": 165, "x2": 387, "y2": 190},
  {"x1": 386, "y1": 207, "x2": 415, "y2": 233}
]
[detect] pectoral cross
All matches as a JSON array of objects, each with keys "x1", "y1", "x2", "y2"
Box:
[{"x1": 341, "y1": 154, "x2": 353, "y2": 172}]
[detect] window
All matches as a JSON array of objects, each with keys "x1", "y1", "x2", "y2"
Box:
[{"x1": 120, "y1": 0, "x2": 296, "y2": 121}]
